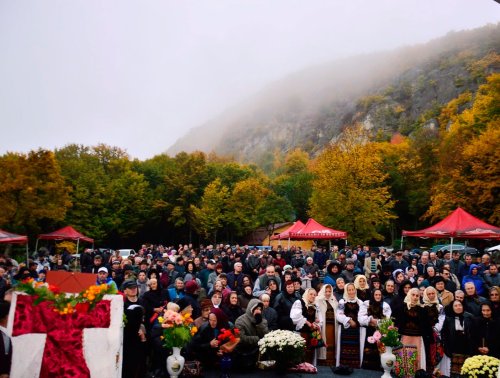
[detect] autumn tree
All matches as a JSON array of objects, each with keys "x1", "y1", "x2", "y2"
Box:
[
  {"x1": 426, "y1": 73, "x2": 500, "y2": 223},
  {"x1": 0, "y1": 150, "x2": 71, "y2": 235},
  {"x1": 190, "y1": 178, "x2": 230, "y2": 242},
  {"x1": 309, "y1": 125, "x2": 396, "y2": 244},
  {"x1": 226, "y1": 177, "x2": 272, "y2": 238}
]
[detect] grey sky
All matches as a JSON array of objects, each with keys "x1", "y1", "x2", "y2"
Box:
[{"x1": 0, "y1": 0, "x2": 499, "y2": 160}]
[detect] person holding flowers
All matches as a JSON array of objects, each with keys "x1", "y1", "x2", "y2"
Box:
[
  {"x1": 291, "y1": 287, "x2": 323, "y2": 366},
  {"x1": 315, "y1": 283, "x2": 338, "y2": 366},
  {"x1": 358, "y1": 288, "x2": 392, "y2": 370},
  {"x1": 188, "y1": 308, "x2": 230, "y2": 368}
]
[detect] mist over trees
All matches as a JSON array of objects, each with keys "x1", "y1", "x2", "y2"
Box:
[{"x1": 0, "y1": 73, "x2": 498, "y2": 248}]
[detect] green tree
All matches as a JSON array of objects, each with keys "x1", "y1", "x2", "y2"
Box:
[
  {"x1": 273, "y1": 149, "x2": 313, "y2": 221},
  {"x1": 226, "y1": 178, "x2": 271, "y2": 237},
  {"x1": 309, "y1": 125, "x2": 396, "y2": 244},
  {"x1": 190, "y1": 178, "x2": 230, "y2": 242}
]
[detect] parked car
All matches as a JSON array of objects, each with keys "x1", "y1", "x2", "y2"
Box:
[
  {"x1": 438, "y1": 244, "x2": 479, "y2": 255},
  {"x1": 118, "y1": 249, "x2": 136, "y2": 258},
  {"x1": 485, "y1": 244, "x2": 500, "y2": 253},
  {"x1": 431, "y1": 243, "x2": 464, "y2": 253}
]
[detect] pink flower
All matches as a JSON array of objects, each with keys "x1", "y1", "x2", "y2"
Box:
[
  {"x1": 373, "y1": 331, "x2": 382, "y2": 341},
  {"x1": 367, "y1": 336, "x2": 376, "y2": 344}
]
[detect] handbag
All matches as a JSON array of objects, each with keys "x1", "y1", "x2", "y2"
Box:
[
  {"x1": 308, "y1": 329, "x2": 325, "y2": 349},
  {"x1": 180, "y1": 360, "x2": 202, "y2": 377}
]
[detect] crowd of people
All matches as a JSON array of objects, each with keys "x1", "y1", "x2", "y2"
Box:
[{"x1": 0, "y1": 243, "x2": 499, "y2": 378}]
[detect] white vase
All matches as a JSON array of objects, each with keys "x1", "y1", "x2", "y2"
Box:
[
  {"x1": 166, "y1": 347, "x2": 185, "y2": 378},
  {"x1": 380, "y1": 346, "x2": 396, "y2": 378}
]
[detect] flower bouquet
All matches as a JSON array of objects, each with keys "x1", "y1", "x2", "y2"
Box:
[
  {"x1": 15, "y1": 279, "x2": 117, "y2": 315},
  {"x1": 367, "y1": 318, "x2": 401, "y2": 353},
  {"x1": 460, "y1": 355, "x2": 499, "y2": 378},
  {"x1": 158, "y1": 309, "x2": 197, "y2": 348},
  {"x1": 258, "y1": 330, "x2": 306, "y2": 371},
  {"x1": 218, "y1": 326, "x2": 241, "y2": 354}
]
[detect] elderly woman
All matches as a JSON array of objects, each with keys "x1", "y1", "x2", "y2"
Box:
[
  {"x1": 438, "y1": 300, "x2": 474, "y2": 377},
  {"x1": 336, "y1": 283, "x2": 365, "y2": 369},
  {"x1": 354, "y1": 274, "x2": 370, "y2": 301},
  {"x1": 358, "y1": 288, "x2": 391, "y2": 370},
  {"x1": 422, "y1": 286, "x2": 444, "y2": 373},
  {"x1": 291, "y1": 287, "x2": 323, "y2": 366},
  {"x1": 316, "y1": 284, "x2": 338, "y2": 366},
  {"x1": 394, "y1": 287, "x2": 427, "y2": 372},
  {"x1": 333, "y1": 277, "x2": 345, "y2": 301}
]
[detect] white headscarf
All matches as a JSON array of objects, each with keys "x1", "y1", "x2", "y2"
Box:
[
  {"x1": 422, "y1": 286, "x2": 439, "y2": 307},
  {"x1": 343, "y1": 283, "x2": 358, "y2": 303},
  {"x1": 302, "y1": 287, "x2": 317, "y2": 307},
  {"x1": 354, "y1": 274, "x2": 368, "y2": 290},
  {"x1": 404, "y1": 287, "x2": 421, "y2": 310}
]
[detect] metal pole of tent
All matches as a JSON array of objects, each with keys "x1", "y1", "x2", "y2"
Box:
[
  {"x1": 288, "y1": 237, "x2": 290, "y2": 250},
  {"x1": 76, "y1": 239, "x2": 80, "y2": 256},
  {"x1": 401, "y1": 236, "x2": 404, "y2": 250},
  {"x1": 450, "y1": 237, "x2": 453, "y2": 255},
  {"x1": 26, "y1": 242, "x2": 29, "y2": 264},
  {"x1": 35, "y1": 238, "x2": 39, "y2": 255}
]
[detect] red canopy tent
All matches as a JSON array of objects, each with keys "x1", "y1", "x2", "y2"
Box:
[
  {"x1": 290, "y1": 218, "x2": 348, "y2": 240},
  {"x1": 402, "y1": 207, "x2": 500, "y2": 249},
  {"x1": 36, "y1": 226, "x2": 94, "y2": 254},
  {"x1": 0, "y1": 229, "x2": 29, "y2": 262},
  {"x1": 270, "y1": 220, "x2": 306, "y2": 240}
]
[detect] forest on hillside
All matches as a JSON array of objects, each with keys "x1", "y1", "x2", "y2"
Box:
[{"x1": 0, "y1": 72, "x2": 498, "y2": 250}]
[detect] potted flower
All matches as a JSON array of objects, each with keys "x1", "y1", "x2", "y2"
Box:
[
  {"x1": 460, "y1": 355, "x2": 500, "y2": 378},
  {"x1": 258, "y1": 329, "x2": 306, "y2": 372},
  {"x1": 367, "y1": 318, "x2": 401, "y2": 378},
  {"x1": 158, "y1": 309, "x2": 197, "y2": 378}
]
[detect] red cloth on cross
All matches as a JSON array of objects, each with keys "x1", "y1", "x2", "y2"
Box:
[{"x1": 12, "y1": 295, "x2": 111, "y2": 378}]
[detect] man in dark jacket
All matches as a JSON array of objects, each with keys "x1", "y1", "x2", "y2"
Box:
[
  {"x1": 273, "y1": 280, "x2": 300, "y2": 330},
  {"x1": 234, "y1": 298, "x2": 269, "y2": 370}
]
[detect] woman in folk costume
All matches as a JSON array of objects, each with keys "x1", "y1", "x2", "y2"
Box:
[
  {"x1": 422, "y1": 286, "x2": 445, "y2": 373},
  {"x1": 354, "y1": 274, "x2": 371, "y2": 302},
  {"x1": 393, "y1": 287, "x2": 427, "y2": 372},
  {"x1": 335, "y1": 283, "x2": 365, "y2": 368},
  {"x1": 291, "y1": 287, "x2": 323, "y2": 366},
  {"x1": 438, "y1": 300, "x2": 474, "y2": 377},
  {"x1": 315, "y1": 284, "x2": 338, "y2": 366},
  {"x1": 358, "y1": 288, "x2": 391, "y2": 370}
]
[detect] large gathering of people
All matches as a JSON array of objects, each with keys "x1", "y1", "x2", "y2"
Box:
[{"x1": 0, "y1": 243, "x2": 499, "y2": 378}]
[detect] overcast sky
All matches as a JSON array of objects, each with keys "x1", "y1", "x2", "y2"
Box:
[{"x1": 0, "y1": 1, "x2": 499, "y2": 160}]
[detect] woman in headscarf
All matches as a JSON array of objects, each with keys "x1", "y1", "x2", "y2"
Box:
[
  {"x1": 323, "y1": 262, "x2": 343, "y2": 287},
  {"x1": 237, "y1": 284, "x2": 255, "y2": 310},
  {"x1": 422, "y1": 286, "x2": 444, "y2": 373},
  {"x1": 333, "y1": 277, "x2": 345, "y2": 301},
  {"x1": 188, "y1": 308, "x2": 230, "y2": 367},
  {"x1": 140, "y1": 278, "x2": 169, "y2": 335},
  {"x1": 394, "y1": 287, "x2": 426, "y2": 371},
  {"x1": 488, "y1": 286, "x2": 500, "y2": 318},
  {"x1": 291, "y1": 287, "x2": 323, "y2": 366},
  {"x1": 335, "y1": 283, "x2": 365, "y2": 369},
  {"x1": 438, "y1": 300, "x2": 473, "y2": 378},
  {"x1": 358, "y1": 288, "x2": 391, "y2": 370},
  {"x1": 221, "y1": 291, "x2": 244, "y2": 325},
  {"x1": 315, "y1": 284, "x2": 338, "y2": 366},
  {"x1": 354, "y1": 274, "x2": 370, "y2": 301},
  {"x1": 382, "y1": 279, "x2": 397, "y2": 307},
  {"x1": 266, "y1": 277, "x2": 280, "y2": 305},
  {"x1": 470, "y1": 302, "x2": 500, "y2": 358}
]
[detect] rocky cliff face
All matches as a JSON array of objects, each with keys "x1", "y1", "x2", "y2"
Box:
[{"x1": 168, "y1": 24, "x2": 500, "y2": 163}]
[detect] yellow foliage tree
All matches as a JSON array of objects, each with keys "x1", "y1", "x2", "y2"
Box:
[
  {"x1": 427, "y1": 73, "x2": 500, "y2": 223},
  {"x1": 309, "y1": 125, "x2": 396, "y2": 244}
]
